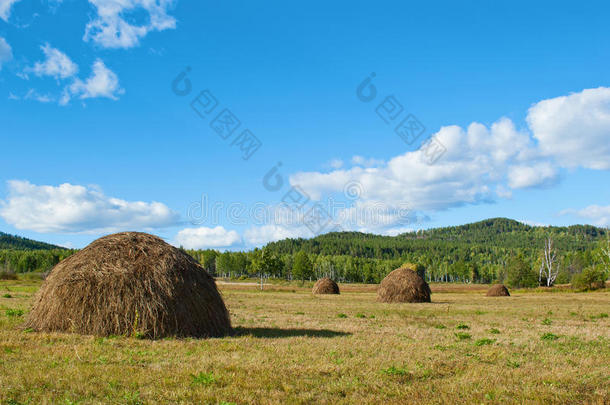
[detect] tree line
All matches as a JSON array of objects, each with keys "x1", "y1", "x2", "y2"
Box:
[{"x1": 1, "y1": 218, "x2": 608, "y2": 288}]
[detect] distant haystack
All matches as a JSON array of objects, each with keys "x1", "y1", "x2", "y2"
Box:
[
  {"x1": 25, "y1": 232, "x2": 231, "y2": 339},
  {"x1": 486, "y1": 284, "x2": 510, "y2": 297},
  {"x1": 377, "y1": 264, "x2": 431, "y2": 303},
  {"x1": 312, "y1": 277, "x2": 340, "y2": 294}
]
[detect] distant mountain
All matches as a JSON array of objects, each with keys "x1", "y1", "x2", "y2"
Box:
[
  {"x1": 264, "y1": 218, "x2": 607, "y2": 258},
  {"x1": 0, "y1": 232, "x2": 63, "y2": 250}
]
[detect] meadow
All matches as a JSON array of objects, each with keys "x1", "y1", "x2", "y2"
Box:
[{"x1": 1, "y1": 279, "x2": 608, "y2": 404}]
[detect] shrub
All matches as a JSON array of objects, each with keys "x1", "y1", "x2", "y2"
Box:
[
  {"x1": 506, "y1": 255, "x2": 538, "y2": 288},
  {"x1": 571, "y1": 266, "x2": 607, "y2": 291}
]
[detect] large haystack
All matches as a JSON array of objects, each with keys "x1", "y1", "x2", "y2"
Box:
[
  {"x1": 377, "y1": 265, "x2": 431, "y2": 303},
  {"x1": 25, "y1": 232, "x2": 231, "y2": 338},
  {"x1": 312, "y1": 277, "x2": 340, "y2": 294},
  {"x1": 486, "y1": 284, "x2": 510, "y2": 297}
]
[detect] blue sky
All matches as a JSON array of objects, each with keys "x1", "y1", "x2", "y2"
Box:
[{"x1": 1, "y1": 0, "x2": 609, "y2": 249}]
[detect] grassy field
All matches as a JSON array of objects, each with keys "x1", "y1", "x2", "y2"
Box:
[{"x1": 1, "y1": 279, "x2": 609, "y2": 404}]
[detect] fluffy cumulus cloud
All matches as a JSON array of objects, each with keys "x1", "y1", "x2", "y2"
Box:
[
  {"x1": 0, "y1": 180, "x2": 180, "y2": 233},
  {"x1": 507, "y1": 162, "x2": 558, "y2": 189},
  {"x1": 291, "y1": 118, "x2": 542, "y2": 213},
  {"x1": 0, "y1": 0, "x2": 20, "y2": 22},
  {"x1": 174, "y1": 227, "x2": 242, "y2": 249},
  {"x1": 28, "y1": 44, "x2": 78, "y2": 79},
  {"x1": 61, "y1": 59, "x2": 124, "y2": 104},
  {"x1": 0, "y1": 37, "x2": 12, "y2": 70},
  {"x1": 528, "y1": 87, "x2": 610, "y2": 170},
  {"x1": 560, "y1": 205, "x2": 610, "y2": 227},
  {"x1": 84, "y1": 0, "x2": 177, "y2": 49}
]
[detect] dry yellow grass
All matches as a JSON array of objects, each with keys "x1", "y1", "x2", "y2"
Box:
[{"x1": 1, "y1": 279, "x2": 608, "y2": 404}]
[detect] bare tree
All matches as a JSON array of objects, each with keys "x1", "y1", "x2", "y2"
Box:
[{"x1": 539, "y1": 237, "x2": 559, "y2": 287}]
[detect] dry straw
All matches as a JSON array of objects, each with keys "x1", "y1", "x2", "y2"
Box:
[
  {"x1": 377, "y1": 264, "x2": 431, "y2": 303},
  {"x1": 312, "y1": 277, "x2": 340, "y2": 294},
  {"x1": 486, "y1": 284, "x2": 510, "y2": 297},
  {"x1": 25, "y1": 232, "x2": 231, "y2": 339}
]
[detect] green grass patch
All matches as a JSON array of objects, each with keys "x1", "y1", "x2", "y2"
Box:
[
  {"x1": 381, "y1": 366, "x2": 409, "y2": 376},
  {"x1": 455, "y1": 332, "x2": 471, "y2": 340},
  {"x1": 337, "y1": 313, "x2": 348, "y2": 318},
  {"x1": 541, "y1": 318, "x2": 552, "y2": 325},
  {"x1": 190, "y1": 372, "x2": 216, "y2": 386},
  {"x1": 456, "y1": 323, "x2": 470, "y2": 330},
  {"x1": 489, "y1": 328, "x2": 500, "y2": 334},
  {"x1": 5, "y1": 309, "x2": 24, "y2": 317},
  {"x1": 474, "y1": 338, "x2": 496, "y2": 346},
  {"x1": 541, "y1": 333, "x2": 559, "y2": 341}
]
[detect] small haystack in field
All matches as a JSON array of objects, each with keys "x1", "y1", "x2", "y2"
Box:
[
  {"x1": 486, "y1": 284, "x2": 510, "y2": 297},
  {"x1": 377, "y1": 264, "x2": 431, "y2": 303},
  {"x1": 25, "y1": 232, "x2": 231, "y2": 339},
  {"x1": 312, "y1": 277, "x2": 340, "y2": 294}
]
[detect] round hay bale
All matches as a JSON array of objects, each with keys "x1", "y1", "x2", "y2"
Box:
[
  {"x1": 377, "y1": 265, "x2": 431, "y2": 303},
  {"x1": 486, "y1": 284, "x2": 510, "y2": 297},
  {"x1": 312, "y1": 278, "x2": 340, "y2": 294},
  {"x1": 25, "y1": 232, "x2": 231, "y2": 338}
]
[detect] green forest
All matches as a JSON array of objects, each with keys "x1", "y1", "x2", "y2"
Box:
[{"x1": 1, "y1": 218, "x2": 609, "y2": 288}]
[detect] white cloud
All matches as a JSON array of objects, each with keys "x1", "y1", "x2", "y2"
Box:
[
  {"x1": 62, "y1": 59, "x2": 124, "y2": 104},
  {"x1": 84, "y1": 0, "x2": 177, "y2": 49},
  {"x1": 507, "y1": 162, "x2": 558, "y2": 189},
  {"x1": 518, "y1": 219, "x2": 549, "y2": 227},
  {"x1": 290, "y1": 118, "x2": 539, "y2": 213},
  {"x1": 0, "y1": 37, "x2": 12, "y2": 70},
  {"x1": 528, "y1": 87, "x2": 610, "y2": 170},
  {"x1": 326, "y1": 158, "x2": 343, "y2": 169},
  {"x1": 244, "y1": 224, "x2": 312, "y2": 246},
  {"x1": 560, "y1": 205, "x2": 610, "y2": 227},
  {"x1": 28, "y1": 44, "x2": 78, "y2": 79},
  {"x1": 0, "y1": 0, "x2": 21, "y2": 22},
  {"x1": 0, "y1": 180, "x2": 180, "y2": 233},
  {"x1": 24, "y1": 89, "x2": 54, "y2": 103},
  {"x1": 351, "y1": 155, "x2": 384, "y2": 167},
  {"x1": 174, "y1": 227, "x2": 242, "y2": 249}
]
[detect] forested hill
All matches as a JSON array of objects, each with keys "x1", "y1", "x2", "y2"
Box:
[
  {"x1": 264, "y1": 218, "x2": 607, "y2": 258},
  {"x1": 0, "y1": 232, "x2": 62, "y2": 250}
]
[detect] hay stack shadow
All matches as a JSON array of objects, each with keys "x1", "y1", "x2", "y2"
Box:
[
  {"x1": 25, "y1": 232, "x2": 231, "y2": 339},
  {"x1": 233, "y1": 327, "x2": 350, "y2": 338}
]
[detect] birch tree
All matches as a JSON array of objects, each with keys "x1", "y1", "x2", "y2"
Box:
[
  {"x1": 600, "y1": 229, "x2": 610, "y2": 273},
  {"x1": 539, "y1": 237, "x2": 559, "y2": 287}
]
